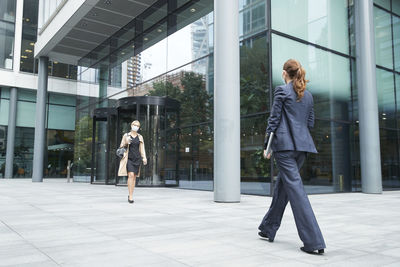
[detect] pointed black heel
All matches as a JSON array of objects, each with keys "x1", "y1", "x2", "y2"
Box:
[
  {"x1": 258, "y1": 232, "x2": 274, "y2": 242},
  {"x1": 128, "y1": 196, "x2": 134, "y2": 203},
  {"x1": 300, "y1": 247, "x2": 324, "y2": 255}
]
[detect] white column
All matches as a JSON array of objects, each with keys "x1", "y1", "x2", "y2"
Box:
[
  {"x1": 213, "y1": 0, "x2": 240, "y2": 202},
  {"x1": 13, "y1": 0, "x2": 24, "y2": 72},
  {"x1": 355, "y1": 0, "x2": 382, "y2": 193}
]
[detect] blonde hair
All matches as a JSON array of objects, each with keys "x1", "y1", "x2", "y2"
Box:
[{"x1": 131, "y1": 120, "x2": 140, "y2": 127}]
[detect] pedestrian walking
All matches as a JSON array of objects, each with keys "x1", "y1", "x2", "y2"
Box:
[
  {"x1": 118, "y1": 120, "x2": 147, "y2": 203},
  {"x1": 258, "y1": 59, "x2": 326, "y2": 255}
]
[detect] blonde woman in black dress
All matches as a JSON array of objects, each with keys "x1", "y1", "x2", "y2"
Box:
[{"x1": 118, "y1": 120, "x2": 147, "y2": 203}]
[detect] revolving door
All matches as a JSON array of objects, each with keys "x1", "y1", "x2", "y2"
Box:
[{"x1": 91, "y1": 96, "x2": 180, "y2": 186}]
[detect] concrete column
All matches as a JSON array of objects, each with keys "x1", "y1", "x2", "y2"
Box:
[
  {"x1": 355, "y1": 0, "x2": 382, "y2": 193},
  {"x1": 5, "y1": 88, "x2": 18, "y2": 178},
  {"x1": 213, "y1": 0, "x2": 240, "y2": 202},
  {"x1": 32, "y1": 56, "x2": 49, "y2": 182}
]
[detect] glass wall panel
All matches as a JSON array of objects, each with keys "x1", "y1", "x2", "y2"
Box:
[
  {"x1": 272, "y1": 0, "x2": 349, "y2": 54},
  {"x1": 376, "y1": 68, "x2": 395, "y2": 128},
  {"x1": 272, "y1": 34, "x2": 351, "y2": 121},
  {"x1": 20, "y1": 0, "x2": 39, "y2": 73},
  {"x1": 380, "y1": 129, "x2": 400, "y2": 188},
  {"x1": 394, "y1": 15, "x2": 400, "y2": 72},
  {"x1": 0, "y1": 0, "x2": 16, "y2": 23},
  {"x1": 302, "y1": 120, "x2": 352, "y2": 193},
  {"x1": 241, "y1": 114, "x2": 271, "y2": 195},
  {"x1": 0, "y1": 99, "x2": 9, "y2": 126},
  {"x1": 48, "y1": 105, "x2": 76, "y2": 131},
  {"x1": 0, "y1": 126, "x2": 7, "y2": 178},
  {"x1": 13, "y1": 127, "x2": 34, "y2": 178},
  {"x1": 240, "y1": 34, "x2": 269, "y2": 114},
  {"x1": 373, "y1": 0, "x2": 391, "y2": 9},
  {"x1": 374, "y1": 7, "x2": 394, "y2": 69},
  {"x1": 45, "y1": 130, "x2": 74, "y2": 178},
  {"x1": 239, "y1": 0, "x2": 266, "y2": 38},
  {"x1": 393, "y1": 0, "x2": 400, "y2": 15},
  {"x1": 16, "y1": 101, "x2": 36, "y2": 128},
  {"x1": 0, "y1": 21, "x2": 15, "y2": 69}
]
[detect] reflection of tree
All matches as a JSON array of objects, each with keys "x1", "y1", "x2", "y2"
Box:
[
  {"x1": 149, "y1": 71, "x2": 211, "y2": 126},
  {"x1": 73, "y1": 115, "x2": 93, "y2": 175},
  {"x1": 240, "y1": 37, "x2": 269, "y2": 115}
]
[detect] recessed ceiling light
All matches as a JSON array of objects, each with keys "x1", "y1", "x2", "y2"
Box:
[
  {"x1": 29, "y1": 42, "x2": 35, "y2": 46},
  {"x1": 25, "y1": 49, "x2": 32, "y2": 53},
  {"x1": 144, "y1": 37, "x2": 148, "y2": 41},
  {"x1": 26, "y1": 18, "x2": 30, "y2": 22},
  {"x1": 104, "y1": 0, "x2": 112, "y2": 5},
  {"x1": 131, "y1": 45, "x2": 135, "y2": 48},
  {"x1": 157, "y1": 28, "x2": 162, "y2": 32},
  {"x1": 54, "y1": 61, "x2": 58, "y2": 64},
  {"x1": 81, "y1": 22, "x2": 87, "y2": 27},
  {"x1": 121, "y1": 52, "x2": 125, "y2": 55},
  {"x1": 21, "y1": 55, "x2": 28, "y2": 59},
  {"x1": 190, "y1": 8, "x2": 196, "y2": 13}
]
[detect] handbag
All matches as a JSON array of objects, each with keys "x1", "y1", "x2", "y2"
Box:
[{"x1": 116, "y1": 147, "x2": 126, "y2": 158}]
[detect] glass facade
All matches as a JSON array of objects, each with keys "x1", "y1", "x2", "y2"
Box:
[
  {"x1": 0, "y1": 0, "x2": 16, "y2": 69},
  {"x1": 72, "y1": 0, "x2": 360, "y2": 195},
  {"x1": 373, "y1": 0, "x2": 400, "y2": 189},
  {"x1": 1, "y1": 0, "x2": 398, "y2": 193}
]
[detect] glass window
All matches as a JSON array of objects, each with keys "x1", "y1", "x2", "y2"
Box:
[
  {"x1": 0, "y1": 125, "x2": 7, "y2": 178},
  {"x1": 241, "y1": 114, "x2": 271, "y2": 196},
  {"x1": 16, "y1": 101, "x2": 36, "y2": 128},
  {"x1": 167, "y1": 14, "x2": 211, "y2": 72},
  {"x1": 52, "y1": 62, "x2": 70, "y2": 79},
  {"x1": 239, "y1": 0, "x2": 266, "y2": 38},
  {"x1": 394, "y1": 15, "x2": 400, "y2": 72},
  {"x1": 0, "y1": 99, "x2": 9, "y2": 125},
  {"x1": 272, "y1": 34, "x2": 351, "y2": 121},
  {"x1": 376, "y1": 68, "x2": 395, "y2": 128},
  {"x1": 393, "y1": 0, "x2": 400, "y2": 15},
  {"x1": 0, "y1": 21, "x2": 15, "y2": 69},
  {"x1": 13, "y1": 127, "x2": 35, "y2": 178},
  {"x1": 46, "y1": 129, "x2": 74, "y2": 178},
  {"x1": 380, "y1": 129, "x2": 400, "y2": 188},
  {"x1": 396, "y1": 74, "x2": 400, "y2": 126},
  {"x1": 272, "y1": 0, "x2": 349, "y2": 54},
  {"x1": 373, "y1": 0, "x2": 390, "y2": 10},
  {"x1": 48, "y1": 105, "x2": 76, "y2": 131},
  {"x1": 374, "y1": 7, "x2": 393, "y2": 69},
  {"x1": 0, "y1": 0, "x2": 16, "y2": 23},
  {"x1": 240, "y1": 34, "x2": 269, "y2": 114},
  {"x1": 18, "y1": 89, "x2": 36, "y2": 102},
  {"x1": 20, "y1": 0, "x2": 39, "y2": 73}
]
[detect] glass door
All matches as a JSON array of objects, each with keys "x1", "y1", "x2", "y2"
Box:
[{"x1": 92, "y1": 118, "x2": 108, "y2": 183}]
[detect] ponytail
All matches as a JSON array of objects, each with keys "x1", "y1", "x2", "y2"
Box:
[{"x1": 283, "y1": 59, "x2": 309, "y2": 101}]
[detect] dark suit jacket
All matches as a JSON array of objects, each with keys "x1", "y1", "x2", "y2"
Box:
[{"x1": 266, "y1": 82, "x2": 317, "y2": 153}]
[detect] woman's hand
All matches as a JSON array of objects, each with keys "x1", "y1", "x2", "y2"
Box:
[
  {"x1": 263, "y1": 149, "x2": 272, "y2": 159},
  {"x1": 143, "y1": 158, "x2": 147, "y2": 165}
]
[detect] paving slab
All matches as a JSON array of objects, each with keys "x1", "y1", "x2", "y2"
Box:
[{"x1": 0, "y1": 179, "x2": 400, "y2": 267}]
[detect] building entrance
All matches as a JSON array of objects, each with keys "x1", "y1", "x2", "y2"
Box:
[{"x1": 91, "y1": 96, "x2": 180, "y2": 186}]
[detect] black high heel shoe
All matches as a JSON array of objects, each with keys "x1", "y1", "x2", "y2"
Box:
[
  {"x1": 300, "y1": 247, "x2": 324, "y2": 255},
  {"x1": 258, "y1": 232, "x2": 274, "y2": 242},
  {"x1": 128, "y1": 196, "x2": 134, "y2": 203}
]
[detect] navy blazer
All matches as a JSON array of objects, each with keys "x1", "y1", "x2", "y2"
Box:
[{"x1": 266, "y1": 82, "x2": 317, "y2": 153}]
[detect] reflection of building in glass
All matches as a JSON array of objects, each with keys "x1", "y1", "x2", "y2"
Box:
[
  {"x1": 191, "y1": 17, "x2": 210, "y2": 74},
  {"x1": 127, "y1": 54, "x2": 141, "y2": 94}
]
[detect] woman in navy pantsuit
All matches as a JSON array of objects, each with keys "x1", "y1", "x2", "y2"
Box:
[{"x1": 258, "y1": 59, "x2": 326, "y2": 255}]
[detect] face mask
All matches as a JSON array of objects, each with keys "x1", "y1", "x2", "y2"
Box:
[{"x1": 131, "y1": 126, "x2": 139, "y2": 132}]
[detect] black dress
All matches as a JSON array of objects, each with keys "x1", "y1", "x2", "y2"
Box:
[{"x1": 127, "y1": 135, "x2": 141, "y2": 174}]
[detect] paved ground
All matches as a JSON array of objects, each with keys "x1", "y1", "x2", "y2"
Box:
[{"x1": 0, "y1": 179, "x2": 400, "y2": 267}]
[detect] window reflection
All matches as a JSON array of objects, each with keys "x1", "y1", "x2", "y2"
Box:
[{"x1": 272, "y1": 0, "x2": 349, "y2": 55}]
